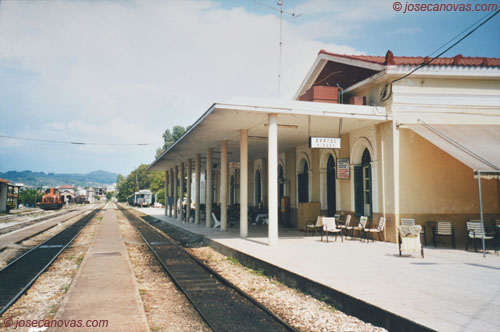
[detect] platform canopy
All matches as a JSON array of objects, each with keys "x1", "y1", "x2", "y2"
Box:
[
  {"x1": 407, "y1": 123, "x2": 500, "y2": 171},
  {"x1": 148, "y1": 99, "x2": 390, "y2": 171}
]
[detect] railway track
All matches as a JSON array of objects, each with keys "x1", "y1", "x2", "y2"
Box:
[
  {"x1": 0, "y1": 207, "x2": 81, "y2": 236},
  {"x1": 119, "y1": 206, "x2": 297, "y2": 332},
  {"x1": 0, "y1": 205, "x2": 102, "y2": 315}
]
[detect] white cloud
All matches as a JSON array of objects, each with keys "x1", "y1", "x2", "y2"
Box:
[{"x1": 0, "y1": 0, "x2": 362, "y2": 173}]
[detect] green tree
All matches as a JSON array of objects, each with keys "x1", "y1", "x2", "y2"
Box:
[
  {"x1": 19, "y1": 188, "x2": 43, "y2": 207},
  {"x1": 116, "y1": 165, "x2": 165, "y2": 202},
  {"x1": 155, "y1": 125, "x2": 191, "y2": 158},
  {"x1": 150, "y1": 171, "x2": 165, "y2": 193},
  {"x1": 106, "y1": 192, "x2": 113, "y2": 200},
  {"x1": 156, "y1": 188, "x2": 165, "y2": 205}
]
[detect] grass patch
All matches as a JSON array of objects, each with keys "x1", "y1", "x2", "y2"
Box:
[
  {"x1": 60, "y1": 283, "x2": 71, "y2": 293},
  {"x1": 139, "y1": 289, "x2": 147, "y2": 296},
  {"x1": 227, "y1": 256, "x2": 241, "y2": 266},
  {"x1": 48, "y1": 304, "x2": 59, "y2": 317},
  {"x1": 75, "y1": 255, "x2": 84, "y2": 266},
  {"x1": 150, "y1": 326, "x2": 161, "y2": 332},
  {"x1": 250, "y1": 268, "x2": 266, "y2": 277}
]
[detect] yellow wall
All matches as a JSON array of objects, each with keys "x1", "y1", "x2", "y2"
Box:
[{"x1": 399, "y1": 128, "x2": 500, "y2": 244}]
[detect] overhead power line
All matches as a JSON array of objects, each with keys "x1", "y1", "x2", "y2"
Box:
[
  {"x1": 381, "y1": 8, "x2": 500, "y2": 101},
  {"x1": 0, "y1": 134, "x2": 156, "y2": 146}
]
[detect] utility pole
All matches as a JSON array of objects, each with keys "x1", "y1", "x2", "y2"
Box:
[{"x1": 278, "y1": 0, "x2": 283, "y2": 98}]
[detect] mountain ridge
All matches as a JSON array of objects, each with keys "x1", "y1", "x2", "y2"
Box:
[{"x1": 0, "y1": 170, "x2": 118, "y2": 187}]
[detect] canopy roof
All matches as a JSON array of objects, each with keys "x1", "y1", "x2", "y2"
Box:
[
  {"x1": 148, "y1": 99, "x2": 389, "y2": 171},
  {"x1": 407, "y1": 123, "x2": 500, "y2": 171}
]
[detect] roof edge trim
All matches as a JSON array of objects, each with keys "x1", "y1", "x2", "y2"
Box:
[{"x1": 147, "y1": 103, "x2": 217, "y2": 171}]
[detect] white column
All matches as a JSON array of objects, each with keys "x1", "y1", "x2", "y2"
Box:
[
  {"x1": 165, "y1": 171, "x2": 168, "y2": 216},
  {"x1": 393, "y1": 123, "x2": 400, "y2": 243},
  {"x1": 240, "y1": 129, "x2": 248, "y2": 238},
  {"x1": 268, "y1": 114, "x2": 278, "y2": 245},
  {"x1": 220, "y1": 140, "x2": 228, "y2": 231},
  {"x1": 187, "y1": 159, "x2": 192, "y2": 222},
  {"x1": 180, "y1": 162, "x2": 185, "y2": 221},
  {"x1": 206, "y1": 148, "x2": 213, "y2": 228},
  {"x1": 169, "y1": 168, "x2": 174, "y2": 217},
  {"x1": 174, "y1": 165, "x2": 178, "y2": 219},
  {"x1": 195, "y1": 154, "x2": 201, "y2": 224}
]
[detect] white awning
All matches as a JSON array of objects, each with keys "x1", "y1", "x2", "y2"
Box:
[{"x1": 406, "y1": 123, "x2": 500, "y2": 171}]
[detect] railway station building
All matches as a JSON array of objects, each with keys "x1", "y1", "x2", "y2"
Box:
[{"x1": 148, "y1": 50, "x2": 500, "y2": 246}]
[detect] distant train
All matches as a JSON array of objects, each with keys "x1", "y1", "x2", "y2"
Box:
[
  {"x1": 40, "y1": 188, "x2": 64, "y2": 210},
  {"x1": 128, "y1": 190, "x2": 154, "y2": 207}
]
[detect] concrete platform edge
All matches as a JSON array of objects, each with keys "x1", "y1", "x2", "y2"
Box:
[{"x1": 146, "y1": 215, "x2": 435, "y2": 332}]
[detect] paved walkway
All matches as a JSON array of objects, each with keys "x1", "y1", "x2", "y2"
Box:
[
  {"x1": 55, "y1": 204, "x2": 148, "y2": 332},
  {"x1": 138, "y1": 207, "x2": 500, "y2": 332}
]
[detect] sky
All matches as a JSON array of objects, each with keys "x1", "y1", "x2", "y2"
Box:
[{"x1": 1, "y1": 0, "x2": 499, "y2": 176}]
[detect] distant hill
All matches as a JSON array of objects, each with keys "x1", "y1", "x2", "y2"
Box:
[{"x1": 0, "y1": 170, "x2": 118, "y2": 188}]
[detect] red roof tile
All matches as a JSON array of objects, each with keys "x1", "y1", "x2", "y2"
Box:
[{"x1": 319, "y1": 50, "x2": 500, "y2": 68}]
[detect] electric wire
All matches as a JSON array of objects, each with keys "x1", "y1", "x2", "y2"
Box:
[
  {"x1": 0, "y1": 134, "x2": 155, "y2": 146},
  {"x1": 380, "y1": 8, "x2": 500, "y2": 101}
]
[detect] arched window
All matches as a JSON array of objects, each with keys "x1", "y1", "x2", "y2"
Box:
[
  {"x1": 298, "y1": 160, "x2": 309, "y2": 203},
  {"x1": 355, "y1": 148, "x2": 372, "y2": 217},
  {"x1": 255, "y1": 169, "x2": 261, "y2": 205},
  {"x1": 362, "y1": 148, "x2": 371, "y2": 165}
]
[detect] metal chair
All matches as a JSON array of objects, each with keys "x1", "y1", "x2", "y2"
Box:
[
  {"x1": 433, "y1": 221, "x2": 455, "y2": 248},
  {"x1": 352, "y1": 216, "x2": 368, "y2": 240},
  {"x1": 305, "y1": 216, "x2": 323, "y2": 236},
  {"x1": 466, "y1": 220, "x2": 496, "y2": 252},
  {"x1": 338, "y1": 215, "x2": 353, "y2": 238},
  {"x1": 363, "y1": 217, "x2": 386, "y2": 242},
  {"x1": 321, "y1": 217, "x2": 343, "y2": 243}
]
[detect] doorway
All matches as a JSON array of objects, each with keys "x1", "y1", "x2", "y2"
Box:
[{"x1": 326, "y1": 155, "x2": 336, "y2": 216}]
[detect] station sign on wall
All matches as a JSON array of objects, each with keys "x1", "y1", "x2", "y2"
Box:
[
  {"x1": 308, "y1": 137, "x2": 341, "y2": 149},
  {"x1": 337, "y1": 159, "x2": 350, "y2": 179}
]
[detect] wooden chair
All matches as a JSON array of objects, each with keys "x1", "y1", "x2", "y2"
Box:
[
  {"x1": 466, "y1": 221, "x2": 496, "y2": 252},
  {"x1": 352, "y1": 216, "x2": 368, "y2": 240},
  {"x1": 338, "y1": 215, "x2": 353, "y2": 238},
  {"x1": 321, "y1": 217, "x2": 343, "y2": 243},
  {"x1": 433, "y1": 221, "x2": 455, "y2": 248},
  {"x1": 305, "y1": 216, "x2": 323, "y2": 236},
  {"x1": 401, "y1": 218, "x2": 427, "y2": 245},
  {"x1": 363, "y1": 217, "x2": 386, "y2": 242}
]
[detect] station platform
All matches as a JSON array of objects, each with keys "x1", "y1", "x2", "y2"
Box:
[
  {"x1": 137, "y1": 207, "x2": 500, "y2": 332},
  {"x1": 55, "y1": 204, "x2": 149, "y2": 331}
]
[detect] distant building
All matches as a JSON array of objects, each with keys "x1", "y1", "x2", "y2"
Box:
[
  {"x1": 0, "y1": 178, "x2": 9, "y2": 213},
  {"x1": 58, "y1": 185, "x2": 76, "y2": 203},
  {"x1": 94, "y1": 187, "x2": 106, "y2": 197},
  {"x1": 87, "y1": 187, "x2": 95, "y2": 204},
  {"x1": 106, "y1": 184, "x2": 117, "y2": 193}
]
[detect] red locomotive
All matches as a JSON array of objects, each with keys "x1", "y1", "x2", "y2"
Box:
[{"x1": 40, "y1": 188, "x2": 64, "y2": 210}]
